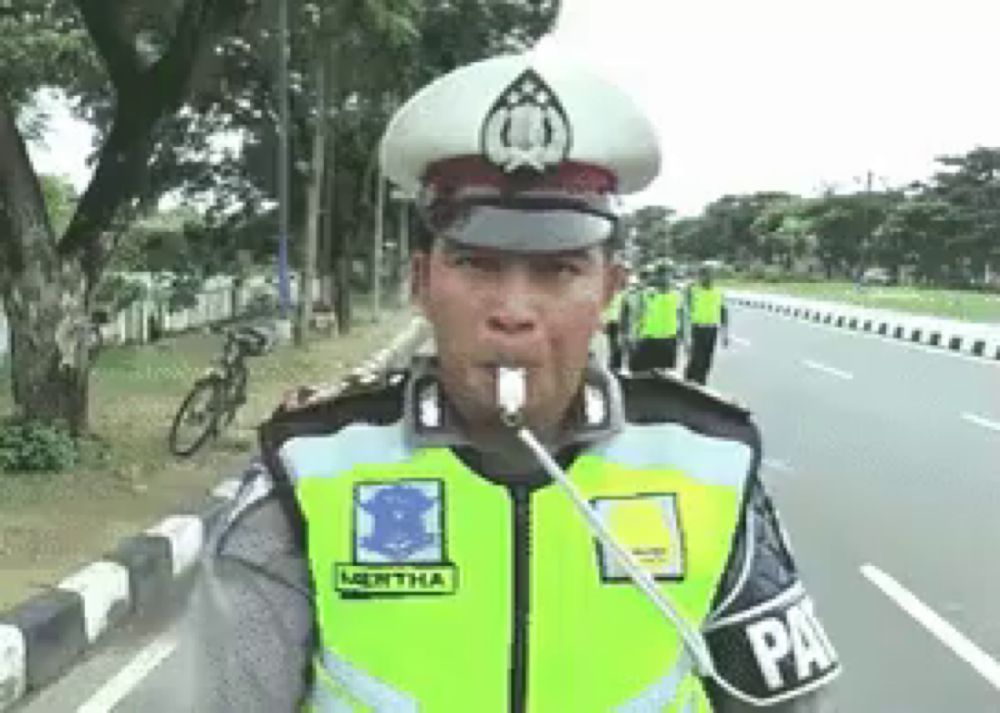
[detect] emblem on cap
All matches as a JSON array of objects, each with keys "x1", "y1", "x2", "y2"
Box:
[{"x1": 480, "y1": 68, "x2": 572, "y2": 174}]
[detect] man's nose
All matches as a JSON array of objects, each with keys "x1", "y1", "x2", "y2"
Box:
[{"x1": 486, "y1": 268, "x2": 538, "y2": 336}]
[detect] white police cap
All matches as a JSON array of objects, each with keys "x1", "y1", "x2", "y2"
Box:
[{"x1": 380, "y1": 51, "x2": 661, "y2": 252}]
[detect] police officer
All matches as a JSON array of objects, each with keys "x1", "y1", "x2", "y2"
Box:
[
  {"x1": 617, "y1": 271, "x2": 643, "y2": 372},
  {"x1": 602, "y1": 285, "x2": 626, "y2": 371},
  {"x1": 631, "y1": 262, "x2": 684, "y2": 372},
  {"x1": 684, "y1": 261, "x2": 729, "y2": 385},
  {"x1": 188, "y1": 51, "x2": 838, "y2": 712}
]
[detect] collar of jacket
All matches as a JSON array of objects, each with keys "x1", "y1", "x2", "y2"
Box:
[{"x1": 402, "y1": 355, "x2": 625, "y2": 451}]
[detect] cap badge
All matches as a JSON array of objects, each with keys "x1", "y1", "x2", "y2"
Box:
[{"x1": 480, "y1": 68, "x2": 572, "y2": 174}]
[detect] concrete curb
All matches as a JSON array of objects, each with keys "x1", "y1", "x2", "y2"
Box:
[
  {"x1": 729, "y1": 290, "x2": 1000, "y2": 361},
  {"x1": 0, "y1": 315, "x2": 430, "y2": 712}
]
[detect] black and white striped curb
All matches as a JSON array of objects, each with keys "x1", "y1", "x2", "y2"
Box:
[
  {"x1": 0, "y1": 496, "x2": 228, "y2": 711},
  {"x1": 729, "y1": 290, "x2": 1000, "y2": 361},
  {"x1": 0, "y1": 316, "x2": 429, "y2": 712}
]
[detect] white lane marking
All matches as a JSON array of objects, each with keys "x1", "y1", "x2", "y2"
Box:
[
  {"x1": 962, "y1": 413, "x2": 1000, "y2": 433},
  {"x1": 77, "y1": 637, "x2": 177, "y2": 713},
  {"x1": 731, "y1": 335, "x2": 751, "y2": 347},
  {"x1": 861, "y1": 564, "x2": 1000, "y2": 692},
  {"x1": 801, "y1": 359, "x2": 854, "y2": 381},
  {"x1": 735, "y1": 306, "x2": 1000, "y2": 369},
  {"x1": 762, "y1": 458, "x2": 793, "y2": 473}
]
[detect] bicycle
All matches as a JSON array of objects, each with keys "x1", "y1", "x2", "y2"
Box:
[{"x1": 167, "y1": 324, "x2": 275, "y2": 457}]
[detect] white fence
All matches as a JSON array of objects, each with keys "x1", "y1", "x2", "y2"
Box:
[{"x1": 0, "y1": 272, "x2": 322, "y2": 363}]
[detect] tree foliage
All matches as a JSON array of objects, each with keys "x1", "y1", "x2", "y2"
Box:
[
  {"x1": 1, "y1": 0, "x2": 559, "y2": 434},
  {"x1": 627, "y1": 147, "x2": 1000, "y2": 288}
]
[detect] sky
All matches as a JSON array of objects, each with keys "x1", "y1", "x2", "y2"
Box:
[
  {"x1": 549, "y1": 0, "x2": 1000, "y2": 213},
  {"x1": 26, "y1": 0, "x2": 1000, "y2": 216}
]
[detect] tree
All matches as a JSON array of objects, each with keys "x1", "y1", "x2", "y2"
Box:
[
  {"x1": 39, "y1": 173, "x2": 79, "y2": 235},
  {"x1": 623, "y1": 206, "x2": 674, "y2": 267},
  {"x1": 876, "y1": 197, "x2": 965, "y2": 285},
  {"x1": 926, "y1": 147, "x2": 1000, "y2": 285},
  {"x1": 1, "y1": 0, "x2": 252, "y2": 434},
  {"x1": 750, "y1": 197, "x2": 815, "y2": 272}
]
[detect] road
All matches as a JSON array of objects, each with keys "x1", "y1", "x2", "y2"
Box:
[{"x1": 14, "y1": 304, "x2": 1000, "y2": 712}]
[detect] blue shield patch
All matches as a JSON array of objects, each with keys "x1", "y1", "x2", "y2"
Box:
[{"x1": 354, "y1": 480, "x2": 444, "y2": 564}]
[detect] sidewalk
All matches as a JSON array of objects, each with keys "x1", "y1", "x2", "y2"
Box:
[{"x1": 729, "y1": 290, "x2": 1000, "y2": 361}]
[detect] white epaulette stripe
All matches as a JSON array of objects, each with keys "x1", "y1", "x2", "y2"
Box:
[
  {"x1": 590, "y1": 423, "x2": 753, "y2": 489},
  {"x1": 278, "y1": 421, "x2": 409, "y2": 483}
]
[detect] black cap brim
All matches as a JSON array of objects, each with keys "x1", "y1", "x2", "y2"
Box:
[{"x1": 440, "y1": 205, "x2": 616, "y2": 253}]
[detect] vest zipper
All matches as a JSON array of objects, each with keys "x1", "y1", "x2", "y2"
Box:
[{"x1": 509, "y1": 484, "x2": 531, "y2": 713}]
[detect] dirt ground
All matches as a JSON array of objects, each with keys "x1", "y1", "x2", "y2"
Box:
[{"x1": 0, "y1": 309, "x2": 419, "y2": 610}]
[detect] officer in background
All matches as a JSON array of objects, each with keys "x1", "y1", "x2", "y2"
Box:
[
  {"x1": 631, "y1": 261, "x2": 684, "y2": 372},
  {"x1": 187, "y1": 51, "x2": 838, "y2": 712},
  {"x1": 602, "y1": 283, "x2": 626, "y2": 371},
  {"x1": 617, "y1": 271, "x2": 643, "y2": 372},
  {"x1": 684, "y1": 260, "x2": 729, "y2": 385}
]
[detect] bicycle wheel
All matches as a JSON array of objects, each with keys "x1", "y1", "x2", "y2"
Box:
[
  {"x1": 219, "y1": 362, "x2": 248, "y2": 430},
  {"x1": 168, "y1": 378, "x2": 222, "y2": 457}
]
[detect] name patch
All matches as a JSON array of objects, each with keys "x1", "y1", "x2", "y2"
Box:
[{"x1": 335, "y1": 564, "x2": 458, "y2": 595}]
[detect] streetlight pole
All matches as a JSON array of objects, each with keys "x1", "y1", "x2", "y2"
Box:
[
  {"x1": 391, "y1": 187, "x2": 411, "y2": 304},
  {"x1": 372, "y1": 167, "x2": 385, "y2": 320}
]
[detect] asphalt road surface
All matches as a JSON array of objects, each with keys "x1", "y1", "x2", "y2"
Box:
[{"x1": 15, "y1": 304, "x2": 1000, "y2": 712}]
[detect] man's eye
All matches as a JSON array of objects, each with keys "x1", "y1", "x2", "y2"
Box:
[
  {"x1": 453, "y1": 255, "x2": 500, "y2": 272},
  {"x1": 537, "y1": 261, "x2": 582, "y2": 278}
]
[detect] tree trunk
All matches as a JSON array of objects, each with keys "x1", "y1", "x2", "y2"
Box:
[
  {"x1": 334, "y1": 231, "x2": 354, "y2": 335},
  {"x1": 0, "y1": 96, "x2": 92, "y2": 434},
  {"x1": 6, "y1": 269, "x2": 91, "y2": 435},
  {"x1": 318, "y1": 35, "x2": 338, "y2": 312},
  {"x1": 319, "y1": 161, "x2": 335, "y2": 308},
  {"x1": 295, "y1": 47, "x2": 328, "y2": 346}
]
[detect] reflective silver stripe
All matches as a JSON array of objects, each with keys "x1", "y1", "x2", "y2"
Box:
[
  {"x1": 590, "y1": 423, "x2": 753, "y2": 489},
  {"x1": 278, "y1": 421, "x2": 409, "y2": 482},
  {"x1": 679, "y1": 691, "x2": 698, "y2": 713},
  {"x1": 615, "y1": 651, "x2": 695, "y2": 713},
  {"x1": 314, "y1": 650, "x2": 419, "y2": 712}
]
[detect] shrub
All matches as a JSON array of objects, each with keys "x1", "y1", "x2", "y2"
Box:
[{"x1": 0, "y1": 419, "x2": 78, "y2": 474}]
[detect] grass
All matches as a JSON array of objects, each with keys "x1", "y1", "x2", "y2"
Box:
[
  {"x1": 723, "y1": 280, "x2": 1000, "y2": 324},
  {"x1": 0, "y1": 307, "x2": 419, "y2": 609}
]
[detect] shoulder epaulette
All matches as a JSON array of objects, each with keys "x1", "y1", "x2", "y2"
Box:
[
  {"x1": 622, "y1": 369, "x2": 749, "y2": 417},
  {"x1": 275, "y1": 368, "x2": 409, "y2": 417},
  {"x1": 260, "y1": 367, "x2": 409, "y2": 478}
]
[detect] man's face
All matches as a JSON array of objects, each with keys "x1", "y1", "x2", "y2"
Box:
[{"x1": 412, "y1": 239, "x2": 623, "y2": 437}]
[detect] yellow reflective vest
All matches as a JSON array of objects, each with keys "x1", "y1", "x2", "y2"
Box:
[
  {"x1": 279, "y1": 419, "x2": 753, "y2": 712},
  {"x1": 639, "y1": 290, "x2": 682, "y2": 339},
  {"x1": 689, "y1": 286, "x2": 724, "y2": 327}
]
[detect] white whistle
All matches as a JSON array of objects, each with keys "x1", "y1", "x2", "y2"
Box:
[{"x1": 496, "y1": 366, "x2": 527, "y2": 422}]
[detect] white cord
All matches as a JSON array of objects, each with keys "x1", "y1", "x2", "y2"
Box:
[
  {"x1": 515, "y1": 425, "x2": 716, "y2": 678},
  {"x1": 493, "y1": 366, "x2": 716, "y2": 677}
]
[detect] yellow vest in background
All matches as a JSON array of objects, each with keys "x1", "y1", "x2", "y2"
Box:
[
  {"x1": 640, "y1": 290, "x2": 682, "y2": 338},
  {"x1": 690, "y1": 286, "x2": 724, "y2": 326}
]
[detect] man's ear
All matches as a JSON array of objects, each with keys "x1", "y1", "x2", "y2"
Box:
[{"x1": 603, "y1": 262, "x2": 627, "y2": 306}]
